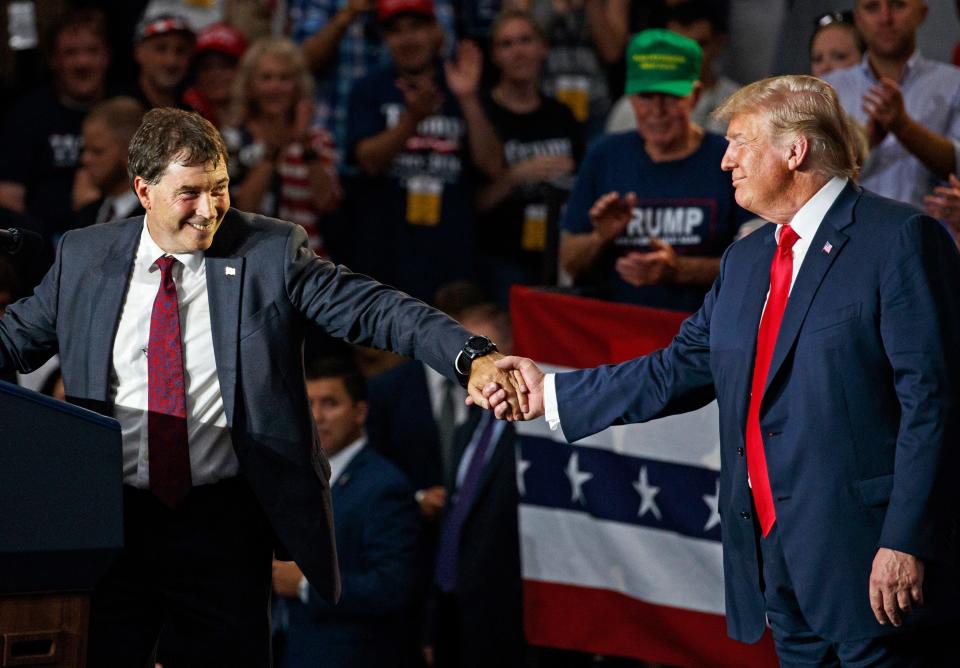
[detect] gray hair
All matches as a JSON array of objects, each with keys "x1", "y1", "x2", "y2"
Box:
[{"x1": 713, "y1": 75, "x2": 860, "y2": 181}]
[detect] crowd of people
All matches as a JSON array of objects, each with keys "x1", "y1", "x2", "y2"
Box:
[{"x1": 1, "y1": 0, "x2": 959, "y2": 666}]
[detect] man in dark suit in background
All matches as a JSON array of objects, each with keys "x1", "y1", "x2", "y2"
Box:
[
  {"x1": 488, "y1": 75, "x2": 960, "y2": 665},
  {"x1": 0, "y1": 108, "x2": 523, "y2": 666},
  {"x1": 273, "y1": 357, "x2": 419, "y2": 668},
  {"x1": 429, "y1": 303, "x2": 528, "y2": 668}
]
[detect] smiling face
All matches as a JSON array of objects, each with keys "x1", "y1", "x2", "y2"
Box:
[
  {"x1": 51, "y1": 26, "x2": 110, "y2": 102},
  {"x1": 135, "y1": 159, "x2": 229, "y2": 253},
  {"x1": 721, "y1": 112, "x2": 792, "y2": 220},
  {"x1": 135, "y1": 33, "x2": 193, "y2": 93},
  {"x1": 810, "y1": 24, "x2": 863, "y2": 76},
  {"x1": 491, "y1": 17, "x2": 546, "y2": 84},
  {"x1": 250, "y1": 52, "x2": 299, "y2": 117},
  {"x1": 629, "y1": 90, "x2": 698, "y2": 153}
]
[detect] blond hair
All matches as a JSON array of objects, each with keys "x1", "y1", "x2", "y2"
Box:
[
  {"x1": 713, "y1": 75, "x2": 860, "y2": 181},
  {"x1": 229, "y1": 37, "x2": 315, "y2": 125}
]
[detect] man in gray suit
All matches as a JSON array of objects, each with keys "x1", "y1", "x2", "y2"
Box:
[{"x1": 0, "y1": 108, "x2": 522, "y2": 666}]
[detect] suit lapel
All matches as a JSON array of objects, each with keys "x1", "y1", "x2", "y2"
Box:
[
  {"x1": 332, "y1": 446, "x2": 369, "y2": 503},
  {"x1": 763, "y1": 183, "x2": 858, "y2": 398},
  {"x1": 90, "y1": 220, "x2": 142, "y2": 403},
  {"x1": 204, "y1": 211, "x2": 245, "y2": 427},
  {"x1": 734, "y1": 228, "x2": 777, "y2": 438}
]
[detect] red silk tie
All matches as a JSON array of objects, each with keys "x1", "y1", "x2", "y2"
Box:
[
  {"x1": 148, "y1": 255, "x2": 192, "y2": 508},
  {"x1": 746, "y1": 224, "x2": 799, "y2": 537}
]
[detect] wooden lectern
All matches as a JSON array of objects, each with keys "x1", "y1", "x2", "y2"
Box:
[{"x1": 0, "y1": 381, "x2": 123, "y2": 668}]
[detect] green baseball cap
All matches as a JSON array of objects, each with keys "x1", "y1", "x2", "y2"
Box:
[{"x1": 625, "y1": 29, "x2": 702, "y2": 97}]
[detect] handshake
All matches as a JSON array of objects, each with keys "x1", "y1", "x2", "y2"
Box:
[{"x1": 464, "y1": 353, "x2": 547, "y2": 421}]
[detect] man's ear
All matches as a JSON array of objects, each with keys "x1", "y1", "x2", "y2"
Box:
[
  {"x1": 133, "y1": 175, "x2": 151, "y2": 211},
  {"x1": 786, "y1": 134, "x2": 810, "y2": 172}
]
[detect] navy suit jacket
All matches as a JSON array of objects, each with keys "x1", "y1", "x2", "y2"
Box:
[
  {"x1": 555, "y1": 184, "x2": 960, "y2": 643},
  {"x1": 0, "y1": 209, "x2": 468, "y2": 603},
  {"x1": 366, "y1": 359, "x2": 444, "y2": 491},
  {"x1": 282, "y1": 444, "x2": 419, "y2": 668}
]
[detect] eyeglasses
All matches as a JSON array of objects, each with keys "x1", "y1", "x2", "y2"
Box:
[{"x1": 814, "y1": 10, "x2": 854, "y2": 28}]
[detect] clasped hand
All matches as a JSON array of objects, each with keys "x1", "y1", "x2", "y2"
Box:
[{"x1": 467, "y1": 356, "x2": 546, "y2": 421}]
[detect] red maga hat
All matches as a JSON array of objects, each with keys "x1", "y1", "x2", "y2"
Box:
[
  {"x1": 377, "y1": 0, "x2": 435, "y2": 23},
  {"x1": 195, "y1": 22, "x2": 247, "y2": 60}
]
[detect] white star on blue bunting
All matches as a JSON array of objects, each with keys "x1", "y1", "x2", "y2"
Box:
[
  {"x1": 633, "y1": 466, "x2": 662, "y2": 520},
  {"x1": 565, "y1": 451, "x2": 592, "y2": 504}
]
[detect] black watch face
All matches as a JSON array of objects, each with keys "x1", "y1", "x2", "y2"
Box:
[{"x1": 466, "y1": 335, "x2": 493, "y2": 356}]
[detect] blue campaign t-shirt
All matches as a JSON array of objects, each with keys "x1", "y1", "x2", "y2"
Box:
[
  {"x1": 561, "y1": 131, "x2": 749, "y2": 311},
  {"x1": 345, "y1": 63, "x2": 475, "y2": 303}
]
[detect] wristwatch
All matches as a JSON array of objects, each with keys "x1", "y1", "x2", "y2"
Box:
[{"x1": 454, "y1": 335, "x2": 498, "y2": 388}]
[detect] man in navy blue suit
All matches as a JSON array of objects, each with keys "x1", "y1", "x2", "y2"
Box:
[
  {"x1": 485, "y1": 75, "x2": 960, "y2": 665},
  {"x1": 272, "y1": 356, "x2": 419, "y2": 668}
]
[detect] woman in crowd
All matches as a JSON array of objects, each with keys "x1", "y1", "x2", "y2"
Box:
[
  {"x1": 223, "y1": 38, "x2": 341, "y2": 255},
  {"x1": 475, "y1": 9, "x2": 583, "y2": 305},
  {"x1": 809, "y1": 10, "x2": 863, "y2": 78}
]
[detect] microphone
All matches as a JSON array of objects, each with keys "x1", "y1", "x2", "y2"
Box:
[{"x1": 0, "y1": 228, "x2": 44, "y2": 255}]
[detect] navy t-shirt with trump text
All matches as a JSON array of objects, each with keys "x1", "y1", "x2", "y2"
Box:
[
  {"x1": 345, "y1": 63, "x2": 475, "y2": 303},
  {"x1": 561, "y1": 130, "x2": 749, "y2": 311}
]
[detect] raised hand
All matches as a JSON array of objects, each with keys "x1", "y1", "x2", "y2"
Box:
[
  {"x1": 444, "y1": 40, "x2": 483, "y2": 99},
  {"x1": 397, "y1": 74, "x2": 443, "y2": 122},
  {"x1": 863, "y1": 77, "x2": 906, "y2": 133},
  {"x1": 614, "y1": 237, "x2": 678, "y2": 287},
  {"x1": 292, "y1": 98, "x2": 315, "y2": 144},
  {"x1": 347, "y1": 0, "x2": 375, "y2": 14},
  {"x1": 590, "y1": 191, "x2": 636, "y2": 242},
  {"x1": 923, "y1": 174, "x2": 960, "y2": 246}
]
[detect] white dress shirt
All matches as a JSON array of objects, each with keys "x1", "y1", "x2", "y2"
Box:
[
  {"x1": 425, "y1": 364, "x2": 467, "y2": 426},
  {"x1": 97, "y1": 191, "x2": 141, "y2": 224},
  {"x1": 544, "y1": 177, "x2": 849, "y2": 432},
  {"x1": 111, "y1": 219, "x2": 238, "y2": 488}
]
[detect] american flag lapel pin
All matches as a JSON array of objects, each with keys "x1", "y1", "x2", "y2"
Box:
[
  {"x1": 822, "y1": 241, "x2": 833, "y2": 254},
  {"x1": 225, "y1": 266, "x2": 236, "y2": 276}
]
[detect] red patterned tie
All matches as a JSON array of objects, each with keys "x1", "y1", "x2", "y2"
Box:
[
  {"x1": 148, "y1": 255, "x2": 192, "y2": 508},
  {"x1": 746, "y1": 224, "x2": 799, "y2": 537}
]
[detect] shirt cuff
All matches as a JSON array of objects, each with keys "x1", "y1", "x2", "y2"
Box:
[
  {"x1": 544, "y1": 373, "x2": 561, "y2": 431},
  {"x1": 297, "y1": 577, "x2": 310, "y2": 604}
]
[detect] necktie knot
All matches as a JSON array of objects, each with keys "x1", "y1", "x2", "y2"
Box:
[
  {"x1": 778, "y1": 225, "x2": 799, "y2": 252},
  {"x1": 155, "y1": 255, "x2": 178, "y2": 277}
]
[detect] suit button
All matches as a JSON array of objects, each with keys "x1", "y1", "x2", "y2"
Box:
[
  {"x1": 740, "y1": 511, "x2": 751, "y2": 520},
  {"x1": 737, "y1": 447, "x2": 744, "y2": 456}
]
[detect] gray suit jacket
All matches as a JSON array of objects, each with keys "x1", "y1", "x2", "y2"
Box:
[{"x1": 0, "y1": 208, "x2": 469, "y2": 602}]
